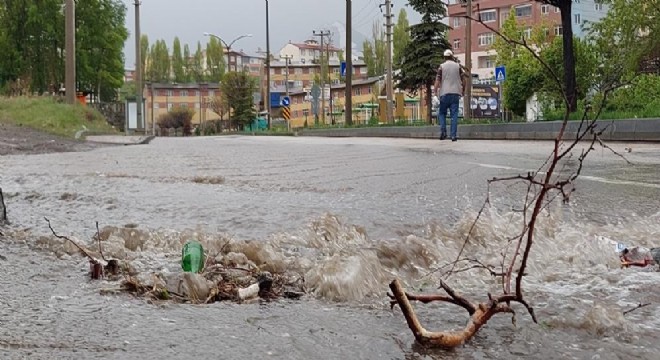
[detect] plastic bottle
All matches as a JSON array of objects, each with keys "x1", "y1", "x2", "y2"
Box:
[{"x1": 181, "y1": 241, "x2": 204, "y2": 273}]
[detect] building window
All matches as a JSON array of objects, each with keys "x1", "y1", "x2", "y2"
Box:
[
  {"x1": 453, "y1": 39, "x2": 461, "y2": 50},
  {"x1": 333, "y1": 68, "x2": 340, "y2": 75},
  {"x1": 479, "y1": 10, "x2": 496, "y2": 23},
  {"x1": 167, "y1": 90, "x2": 173, "y2": 97},
  {"x1": 453, "y1": 17, "x2": 461, "y2": 28},
  {"x1": 595, "y1": 2, "x2": 603, "y2": 11},
  {"x1": 485, "y1": 58, "x2": 496, "y2": 68},
  {"x1": 515, "y1": 5, "x2": 532, "y2": 17},
  {"x1": 167, "y1": 103, "x2": 173, "y2": 110},
  {"x1": 574, "y1": 13, "x2": 581, "y2": 24},
  {"x1": 555, "y1": 6, "x2": 560, "y2": 13},
  {"x1": 478, "y1": 32, "x2": 495, "y2": 46},
  {"x1": 180, "y1": 103, "x2": 188, "y2": 108},
  {"x1": 180, "y1": 90, "x2": 188, "y2": 97},
  {"x1": 208, "y1": 90, "x2": 214, "y2": 97},
  {"x1": 295, "y1": 68, "x2": 303, "y2": 74},
  {"x1": 541, "y1": 5, "x2": 549, "y2": 15},
  {"x1": 523, "y1": 27, "x2": 532, "y2": 39},
  {"x1": 354, "y1": 88, "x2": 362, "y2": 96},
  {"x1": 154, "y1": 103, "x2": 159, "y2": 109},
  {"x1": 303, "y1": 109, "x2": 309, "y2": 117},
  {"x1": 554, "y1": 26, "x2": 563, "y2": 36}
]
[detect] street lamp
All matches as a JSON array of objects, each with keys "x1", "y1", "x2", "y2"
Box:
[{"x1": 203, "y1": 32, "x2": 252, "y2": 72}]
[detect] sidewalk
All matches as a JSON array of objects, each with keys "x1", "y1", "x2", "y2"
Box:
[
  {"x1": 299, "y1": 119, "x2": 660, "y2": 142},
  {"x1": 85, "y1": 135, "x2": 155, "y2": 145}
]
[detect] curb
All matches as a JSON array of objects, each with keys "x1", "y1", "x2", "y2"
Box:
[{"x1": 299, "y1": 119, "x2": 660, "y2": 142}]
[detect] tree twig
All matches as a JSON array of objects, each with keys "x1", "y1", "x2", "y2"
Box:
[
  {"x1": 623, "y1": 303, "x2": 651, "y2": 316},
  {"x1": 96, "y1": 221, "x2": 107, "y2": 262},
  {"x1": 45, "y1": 217, "x2": 98, "y2": 264}
]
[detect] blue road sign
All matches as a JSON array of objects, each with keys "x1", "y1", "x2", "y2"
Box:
[
  {"x1": 281, "y1": 96, "x2": 290, "y2": 107},
  {"x1": 270, "y1": 93, "x2": 281, "y2": 108},
  {"x1": 495, "y1": 66, "x2": 506, "y2": 82},
  {"x1": 341, "y1": 61, "x2": 346, "y2": 77}
]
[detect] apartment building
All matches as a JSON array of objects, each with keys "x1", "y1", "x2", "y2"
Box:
[
  {"x1": 143, "y1": 83, "x2": 221, "y2": 130},
  {"x1": 269, "y1": 77, "x2": 428, "y2": 127},
  {"x1": 447, "y1": 0, "x2": 609, "y2": 79},
  {"x1": 278, "y1": 39, "x2": 342, "y2": 64},
  {"x1": 268, "y1": 59, "x2": 368, "y2": 90}
]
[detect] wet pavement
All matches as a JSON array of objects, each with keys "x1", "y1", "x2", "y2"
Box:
[{"x1": 1, "y1": 136, "x2": 659, "y2": 359}]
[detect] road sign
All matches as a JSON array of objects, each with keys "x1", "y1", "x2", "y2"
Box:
[
  {"x1": 341, "y1": 61, "x2": 346, "y2": 77},
  {"x1": 495, "y1": 66, "x2": 506, "y2": 82},
  {"x1": 281, "y1": 96, "x2": 290, "y2": 107},
  {"x1": 281, "y1": 106, "x2": 291, "y2": 120}
]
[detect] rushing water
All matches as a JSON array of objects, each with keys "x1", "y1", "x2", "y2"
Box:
[{"x1": 1, "y1": 137, "x2": 659, "y2": 359}]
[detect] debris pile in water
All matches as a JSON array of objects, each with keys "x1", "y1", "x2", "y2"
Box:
[
  {"x1": 116, "y1": 263, "x2": 305, "y2": 304},
  {"x1": 43, "y1": 220, "x2": 307, "y2": 304}
]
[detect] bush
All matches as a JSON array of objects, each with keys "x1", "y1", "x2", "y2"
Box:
[{"x1": 157, "y1": 107, "x2": 195, "y2": 136}]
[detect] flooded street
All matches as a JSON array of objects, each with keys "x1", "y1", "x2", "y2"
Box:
[{"x1": 1, "y1": 136, "x2": 659, "y2": 359}]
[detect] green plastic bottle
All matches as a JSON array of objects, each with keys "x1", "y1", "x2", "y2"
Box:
[{"x1": 181, "y1": 241, "x2": 204, "y2": 273}]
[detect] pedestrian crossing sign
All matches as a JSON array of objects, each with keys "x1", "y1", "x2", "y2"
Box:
[{"x1": 495, "y1": 66, "x2": 506, "y2": 82}]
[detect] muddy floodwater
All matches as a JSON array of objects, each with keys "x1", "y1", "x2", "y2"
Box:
[{"x1": 1, "y1": 136, "x2": 659, "y2": 359}]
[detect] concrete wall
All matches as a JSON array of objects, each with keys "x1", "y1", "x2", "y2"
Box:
[{"x1": 300, "y1": 119, "x2": 660, "y2": 142}]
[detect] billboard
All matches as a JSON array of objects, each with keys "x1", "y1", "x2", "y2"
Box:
[{"x1": 470, "y1": 84, "x2": 500, "y2": 118}]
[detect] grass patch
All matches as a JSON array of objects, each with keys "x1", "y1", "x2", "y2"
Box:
[{"x1": 0, "y1": 97, "x2": 117, "y2": 138}]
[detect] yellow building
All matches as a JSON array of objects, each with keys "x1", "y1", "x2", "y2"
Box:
[
  {"x1": 274, "y1": 77, "x2": 432, "y2": 128},
  {"x1": 269, "y1": 60, "x2": 369, "y2": 90},
  {"x1": 144, "y1": 83, "x2": 221, "y2": 130}
]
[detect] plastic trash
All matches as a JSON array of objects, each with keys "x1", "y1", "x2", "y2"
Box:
[{"x1": 181, "y1": 241, "x2": 204, "y2": 273}]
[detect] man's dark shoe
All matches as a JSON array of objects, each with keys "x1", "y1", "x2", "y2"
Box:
[
  {"x1": 451, "y1": 138, "x2": 457, "y2": 142},
  {"x1": 440, "y1": 134, "x2": 447, "y2": 140}
]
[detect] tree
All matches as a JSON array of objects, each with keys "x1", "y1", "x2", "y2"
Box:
[
  {"x1": 149, "y1": 40, "x2": 170, "y2": 83},
  {"x1": 172, "y1": 37, "x2": 185, "y2": 83},
  {"x1": 191, "y1": 41, "x2": 205, "y2": 82},
  {"x1": 0, "y1": 0, "x2": 64, "y2": 94},
  {"x1": 395, "y1": 0, "x2": 450, "y2": 123},
  {"x1": 362, "y1": 41, "x2": 375, "y2": 77},
  {"x1": 140, "y1": 34, "x2": 150, "y2": 81},
  {"x1": 76, "y1": 0, "x2": 129, "y2": 101},
  {"x1": 535, "y1": 1, "x2": 578, "y2": 112},
  {"x1": 588, "y1": 0, "x2": 659, "y2": 82},
  {"x1": 492, "y1": 11, "x2": 537, "y2": 115},
  {"x1": 220, "y1": 71, "x2": 257, "y2": 129},
  {"x1": 205, "y1": 37, "x2": 225, "y2": 82},
  {"x1": 361, "y1": 21, "x2": 386, "y2": 77},
  {"x1": 183, "y1": 44, "x2": 192, "y2": 82},
  {"x1": 393, "y1": 8, "x2": 411, "y2": 67},
  {"x1": 540, "y1": 36, "x2": 598, "y2": 105}
]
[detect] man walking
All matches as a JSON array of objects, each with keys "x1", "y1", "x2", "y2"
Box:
[{"x1": 434, "y1": 49, "x2": 466, "y2": 141}]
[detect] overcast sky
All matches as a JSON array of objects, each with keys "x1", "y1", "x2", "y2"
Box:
[{"x1": 121, "y1": 0, "x2": 421, "y2": 68}]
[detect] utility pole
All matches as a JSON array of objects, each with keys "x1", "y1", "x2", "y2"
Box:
[
  {"x1": 282, "y1": 55, "x2": 293, "y2": 97},
  {"x1": 65, "y1": 0, "x2": 76, "y2": 105},
  {"x1": 464, "y1": 0, "x2": 473, "y2": 121},
  {"x1": 345, "y1": 0, "x2": 353, "y2": 126},
  {"x1": 134, "y1": 0, "x2": 143, "y2": 130},
  {"x1": 313, "y1": 30, "x2": 330, "y2": 124},
  {"x1": 266, "y1": 0, "x2": 272, "y2": 129},
  {"x1": 381, "y1": 0, "x2": 394, "y2": 123}
]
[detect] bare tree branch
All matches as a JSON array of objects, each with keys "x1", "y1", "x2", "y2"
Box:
[
  {"x1": 45, "y1": 217, "x2": 98, "y2": 264},
  {"x1": 623, "y1": 303, "x2": 651, "y2": 316}
]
